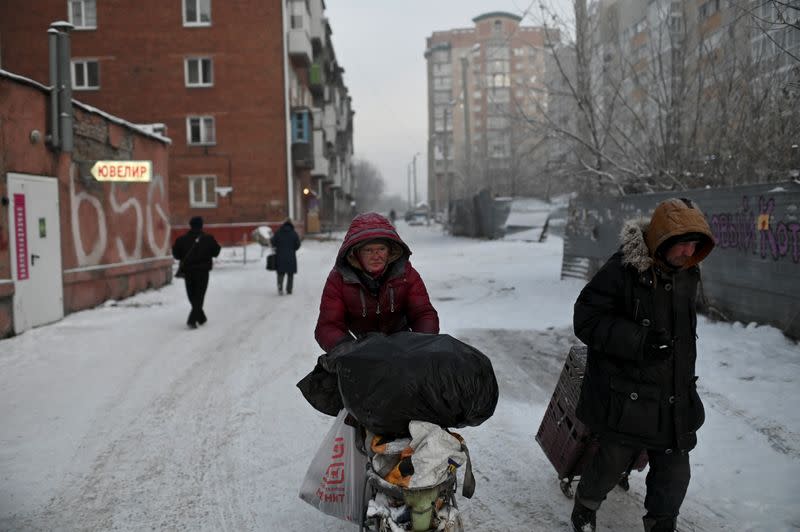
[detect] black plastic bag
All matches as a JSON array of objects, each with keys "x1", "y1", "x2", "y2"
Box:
[
  {"x1": 266, "y1": 253, "x2": 277, "y2": 271},
  {"x1": 322, "y1": 332, "x2": 498, "y2": 435},
  {"x1": 297, "y1": 356, "x2": 343, "y2": 416}
]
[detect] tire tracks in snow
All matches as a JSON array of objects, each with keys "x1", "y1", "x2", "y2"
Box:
[
  {"x1": 699, "y1": 387, "x2": 800, "y2": 459},
  {"x1": 23, "y1": 271, "x2": 296, "y2": 531}
]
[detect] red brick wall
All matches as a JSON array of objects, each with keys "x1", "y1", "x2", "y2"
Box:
[
  {"x1": 0, "y1": 75, "x2": 173, "y2": 336},
  {"x1": 0, "y1": 0, "x2": 290, "y2": 246}
]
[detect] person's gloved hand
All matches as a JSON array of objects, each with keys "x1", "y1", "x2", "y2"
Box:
[{"x1": 643, "y1": 328, "x2": 673, "y2": 360}]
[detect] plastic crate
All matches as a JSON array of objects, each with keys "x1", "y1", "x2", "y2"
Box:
[
  {"x1": 536, "y1": 345, "x2": 649, "y2": 493},
  {"x1": 535, "y1": 345, "x2": 591, "y2": 478}
]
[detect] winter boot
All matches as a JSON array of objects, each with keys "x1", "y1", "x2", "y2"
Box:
[
  {"x1": 643, "y1": 515, "x2": 677, "y2": 532},
  {"x1": 571, "y1": 500, "x2": 596, "y2": 532}
]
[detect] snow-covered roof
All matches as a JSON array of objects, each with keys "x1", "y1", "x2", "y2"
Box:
[{"x1": 0, "y1": 68, "x2": 171, "y2": 145}]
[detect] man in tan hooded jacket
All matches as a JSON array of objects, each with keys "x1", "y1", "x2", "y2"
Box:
[{"x1": 570, "y1": 198, "x2": 715, "y2": 532}]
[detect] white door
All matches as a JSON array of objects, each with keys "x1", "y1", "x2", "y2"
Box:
[{"x1": 8, "y1": 173, "x2": 64, "y2": 333}]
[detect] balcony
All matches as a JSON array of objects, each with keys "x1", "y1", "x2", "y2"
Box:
[
  {"x1": 309, "y1": 63, "x2": 324, "y2": 96},
  {"x1": 292, "y1": 142, "x2": 314, "y2": 169},
  {"x1": 311, "y1": 130, "x2": 329, "y2": 178},
  {"x1": 323, "y1": 104, "x2": 337, "y2": 142},
  {"x1": 309, "y1": 1, "x2": 325, "y2": 44},
  {"x1": 291, "y1": 107, "x2": 313, "y2": 168},
  {"x1": 288, "y1": 28, "x2": 312, "y2": 65}
]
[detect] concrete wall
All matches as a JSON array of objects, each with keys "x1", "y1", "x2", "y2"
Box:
[
  {"x1": 562, "y1": 182, "x2": 800, "y2": 339},
  {"x1": 0, "y1": 73, "x2": 171, "y2": 337}
]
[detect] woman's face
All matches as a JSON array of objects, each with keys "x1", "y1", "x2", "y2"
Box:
[{"x1": 357, "y1": 243, "x2": 390, "y2": 274}]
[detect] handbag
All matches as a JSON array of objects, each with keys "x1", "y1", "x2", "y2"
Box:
[
  {"x1": 175, "y1": 236, "x2": 201, "y2": 278},
  {"x1": 266, "y1": 253, "x2": 277, "y2": 271}
]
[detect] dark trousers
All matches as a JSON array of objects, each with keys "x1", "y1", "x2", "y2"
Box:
[
  {"x1": 184, "y1": 270, "x2": 210, "y2": 325},
  {"x1": 277, "y1": 272, "x2": 294, "y2": 293},
  {"x1": 577, "y1": 439, "x2": 690, "y2": 520}
]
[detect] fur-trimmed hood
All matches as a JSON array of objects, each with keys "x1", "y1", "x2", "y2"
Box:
[
  {"x1": 620, "y1": 198, "x2": 715, "y2": 272},
  {"x1": 620, "y1": 218, "x2": 654, "y2": 273}
]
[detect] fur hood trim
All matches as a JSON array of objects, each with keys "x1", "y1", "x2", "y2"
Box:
[{"x1": 620, "y1": 218, "x2": 653, "y2": 273}]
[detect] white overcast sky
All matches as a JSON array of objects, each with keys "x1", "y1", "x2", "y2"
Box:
[{"x1": 324, "y1": 0, "x2": 574, "y2": 202}]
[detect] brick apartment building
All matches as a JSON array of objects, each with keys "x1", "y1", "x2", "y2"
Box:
[
  {"x1": 0, "y1": 0, "x2": 354, "y2": 244},
  {"x1": 425, "y1": 12, "x2": 556, "y2": 211}
]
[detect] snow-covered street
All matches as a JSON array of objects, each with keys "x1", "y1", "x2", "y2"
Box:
[{"x1": 1, "y1": 222, "x2": 798, "y2": 531}]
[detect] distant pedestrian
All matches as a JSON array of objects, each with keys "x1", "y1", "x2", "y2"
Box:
[
  {"x1": 388, "y1": 209, "x2": 397, "y2": 225},
  {"x1": 270, "y1": 218, "x2": 301, "y2": 295},
  {"x1": 570, "y1": 198, "x2": 715, "y2": 532},
  {"x1": 172, "y1": 216, "x2": 221, "y2": 329}
]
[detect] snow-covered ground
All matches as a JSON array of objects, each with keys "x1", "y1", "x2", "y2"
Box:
[{"x1": 1, "y1": 222, "x2": 798, "y2": 531}]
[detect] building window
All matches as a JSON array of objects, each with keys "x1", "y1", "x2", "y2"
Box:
[
  {"x1": 183, "y1": 0, "x2": 211, "y2": 26},
  {"x1": 432, "y1": 48, "x2": 450, "y2": 62},
  {"x1": 494, "y1": 20, "x2": 502, "y2": 34},
  {"x1": 71, "y1": 60, "x2": 99, "y2": 89},
  {"x1": 433, "y1": 76, "x2": 452, "y2": 90},
  {"x1": 291, "y1": 110, "x2": 310, "y2": 143},
  {"x1": 69, "y1": 0, "x2": 97, "y2": 29},
  {"x1": 189, "y1": 176, "x2": 217, "y2": 207},
  {"x1": 185, "y1": 57, "x2": 213, "y2": 87},
  {"x1": 187, "y1": 116, "x2": 216, "y2": 145}
]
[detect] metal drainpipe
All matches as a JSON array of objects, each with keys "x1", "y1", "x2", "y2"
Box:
[
  {"x1": 47, "y1": 28, "x2": 60, "y2": 149},
  {"x1": 281, "y1": 1, "x2": 295, "y2": 221},
  {"x1": 51, "y1": 21, "x2": 74, "y2": 153}
]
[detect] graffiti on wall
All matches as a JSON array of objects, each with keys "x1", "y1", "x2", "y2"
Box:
[
  {"x1": 709, "y1": 195, "x2": 800, "y2": 263},
  {"x1": 70, "y1": 165, "x2": 171, "y2": 267}
]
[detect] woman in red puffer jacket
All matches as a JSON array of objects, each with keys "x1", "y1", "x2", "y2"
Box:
[{"x1": 314, "y1": 212, "x2": 439, "y2": 352}]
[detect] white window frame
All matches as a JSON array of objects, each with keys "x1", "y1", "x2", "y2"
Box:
[
  {"x1": 186, "y1": 116, "x2": 216, "y2": 145},
  {"x1": 68, "y1": 0, "x2": 97, "y2": 30},
  {"x1": 185, "y1": 57, "x2": 214, "y2": 87},
  {"x1": 71, "y1": 59, "x2": 100, "y2": 90},
  {"x1": 183, "y1": 0, "x2": 212, "y2": 26},
  {"x1": 189, "y1": 176, "x2": 218, "y2": 208}
]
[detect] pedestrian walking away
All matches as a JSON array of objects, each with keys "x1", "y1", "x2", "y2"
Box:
[
  {"x1": 314, "y1": 211, "x2": 439, "y2": 352},
  {"x1": 270, "y1": 218, "x2": 301, "y2": 295},
  {"x1": 570, "y1": 198, "x2": 715, "y2": 532},
  {"x1": 171, "y1": 216, "x2": 221, "y2": 329}
]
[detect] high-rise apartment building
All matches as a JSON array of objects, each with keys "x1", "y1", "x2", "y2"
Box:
[
  {"x1": 585, "y1": 0, "x2": 798, "y2": 186},
  {"x1": 0, "y1": 0, "x2": 354, "y2": 242},
  {"x1": 425, "y1": 12, "x2": 556, "y2": 212}
]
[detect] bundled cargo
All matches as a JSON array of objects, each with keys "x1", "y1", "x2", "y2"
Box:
[{"x1": 298, "y1": 332, "x2": 498, "y2": 435}]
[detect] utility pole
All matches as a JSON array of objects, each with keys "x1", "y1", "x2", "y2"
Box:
[
  {"x1": 442, "y1": 107, "x2": 450, "y2": 219},
  {"x1": 412, "y1": 153, "x2": 419, "y2": 206}
]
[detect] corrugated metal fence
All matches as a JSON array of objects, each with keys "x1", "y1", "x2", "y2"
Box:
[{"x1": 562, "y1": 181, "x2": 800, "y2": 339}]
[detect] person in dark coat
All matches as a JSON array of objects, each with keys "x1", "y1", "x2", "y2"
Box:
[
  {"x1": 314, "y1": 212, "x2": 439, "y2": 352},
  {"x1": 270, "y1": 218, "x2": 301, "y2": 295},
  {"x1": 172, "y1": 216, "x2": 221, "y2": 329},
  {"x1": 569, "y1": 198, "x2": 715, "y2": 532}
]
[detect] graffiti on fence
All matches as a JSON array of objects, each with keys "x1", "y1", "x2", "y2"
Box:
[{"x1": 709, "y1": 196, "x2": 800, "y2": 263}]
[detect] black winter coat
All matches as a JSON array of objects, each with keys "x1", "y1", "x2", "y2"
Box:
[
  {"x1": 573, "y1": 219, "x2": 707, "y2": 452},
  {"x1": 172, "y1": 230, "x2": 221, "y2": 272},
  {"x1": 270, "y1": 222, "x2": 300, "y2": 274}
]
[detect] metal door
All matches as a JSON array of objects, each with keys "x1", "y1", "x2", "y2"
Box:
[{"x1": 8, "y1": 173, "x2": 64, "y2": 333}]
